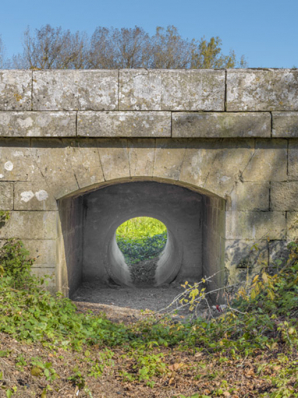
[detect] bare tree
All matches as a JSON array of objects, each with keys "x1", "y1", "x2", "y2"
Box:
[
  {"x1": 10, "y1": 24, "x2": 246, "y2": 70},
  {"x1": 89, "y1": 26, "x2": 152, "y2": 69},
  {"x1": 14, "y1": 25, "x2": 89, "y2": 69},
  {"x1": 151, "y1": 26, "x2": 192, "y2": 68}
]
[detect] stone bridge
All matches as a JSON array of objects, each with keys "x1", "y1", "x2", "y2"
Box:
[{"x1": 0, "y1": 69, "x2": 298, "y2": 296}]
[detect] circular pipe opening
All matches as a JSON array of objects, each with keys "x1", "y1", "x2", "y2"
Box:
[{"x1": 108, "y1": 216, "x2": 182, "y2": 287}]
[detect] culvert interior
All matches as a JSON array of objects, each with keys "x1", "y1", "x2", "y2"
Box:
[{"x1": 58, "y1": 181, "x2": 226, "y2": 299}]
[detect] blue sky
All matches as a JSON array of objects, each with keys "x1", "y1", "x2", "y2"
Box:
[{"x1": 1, "y1": 0, "x2": 297, "y2": 68}]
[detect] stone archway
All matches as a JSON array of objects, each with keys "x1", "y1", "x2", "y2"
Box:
[{"x1": 57, "y1": 178, "x2": 225, "y2": 297}]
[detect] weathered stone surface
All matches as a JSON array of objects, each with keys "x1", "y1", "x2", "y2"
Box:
[
  {"x1": 14, "y1": 182, "x2": 57, "y2": 210},
  {"x1": 271, "y1": 182, "x2": 298, "y2": 211},
  {"x1": 97, "y1": 139, "x2": 130, "y2": 181},
  {"x1": 33, "y1": 70, "x2": 118, "y2": 110},
  {"x1": 77, "y1": 111, "x2": 171, "y2": 137},
  {"x1": 0, "y1": 182, "x2": 13, "y2": 210},
  {"x1": 225, "y1": 239, "x2": 268, "y2": 284},
  {"x1": 0, "y1": 140, "x2": 37, "y2": 182},
  {"x1": 229, "y1": 182, "x2": 270, "y2": 211},
  {"x1": 128, "y1": 139, "x2": 155, "y2": 177},
  {"x1": 69, "y1": 142, "x2": 105, "y2": 189},
  {"x1": 172, "y1": 112, "x2": 271, "y2": 138},
  {"x1": 179, "y1": 139, "x2": 255, "y2": 198},
  {"x1": 31, "y1": 268, "x2": 56, "y2": 292},
  {"x1": 242, "y1": 139, "x2": 287, "y2": 181},
  {"x1": 288, "y1": 140, "x2": 298, "y2": 177},
  {"x1": 119, "y1": 69, "x2": 225, "y2": 111},
  {"x1": 0, "y1": 112, "x2": 76, "y2": 137},
  {"x1": 30, "y1": 139, "x2": 79, "y2": 199},
  {"x1": 22, "y1": 239, "x2": 56, "y2": 266},
  {"x1": 154, "y1": 140, "x2": 186, "y2": 180},
  {"x1": 203, "y1": 140, "x2": 255, "y2": 197},
  {"x1": 287, "y1": 212, "x2": 298, "y2": 240},
  {"x1": 272, "y1": 112, "x2": 298, "y2": 137},
  {"x1": 0, "y1": 211, "x2": 57, "y2": 239},
  {"x1": 269, "y1": 241, "x2": 290, "y2": 269},
  {"x1": 226, "y1": 211, "x2": 286, "y2": 240},
  {"x1": 227, "y1": 69, "x2": 298, "y2": 111},
  {"x1": 0, "y1": 70, "x2": 32, "y2": 111}
]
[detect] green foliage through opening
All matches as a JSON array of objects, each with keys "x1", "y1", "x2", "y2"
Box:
[{"x1": 116, "y1": 217, "x2": 167, "y2": 265}]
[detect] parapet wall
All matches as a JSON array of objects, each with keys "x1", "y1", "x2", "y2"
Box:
[
  {"x1": 0, "y1": 69, "x2": 298, "y2": 138},
  {"x1": 0, "y1": 69, "x2": 298, "y2": 295}
]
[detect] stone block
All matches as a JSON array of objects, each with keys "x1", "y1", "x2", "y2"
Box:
[
  {"x1": 271, "y1": 182, "x2": 298, "y2": 211},
  {"x1": 226, "y1": 211, "x2": 286, "y2": 240},
  {"x1": 227, "y1": 69, "x2": 298, "y2": 111},
  {"x1": 0, "y1": 70, "x2": 32, "y2": 110},
  {"x1": 287, "y1": 212, "x2": 298, "y2": 241},
  {"x1": 33, "y1": 70, "x2": 118, "y2": 110},
  {"x1": 272, "y1": 112, "x2": 298, "y2": 137},
  {"x1": 69, "y1": 142, "x2": 105, "y2": 189},
  {"x1": 229, "y1": 182, "x2": 270, "y2": 211},
  {"x1": 22, "y1": 239, "x2": 57, "y2": 266},
  {"x1": 179, "y1": 139, "x2": 255, "y2": 197},
  {"x1": 172, "y1": 112, "x2": 271, "y2": 138},
  {"x1": 154, "y1": 139, "x2": 186, "y2": 180},
  {"x1": 225, "y1": 239, "x2": 269, "y2": 284},
  {"x1": 77, "y1": 111, "x2": 171, "y2": 137},
  {"x1": 242, "y1": 139, "x2": 287, "y2": 181},
  {"x1": 31, "y1": 268, "x2": 56, "y2": 292},
  {"x1": 97, "y1": 139, "x2": 130, "y2": 181},
  {"x1": 0, "y1": 182, "x2": 13, "y2": 210},
  {"x1": 288, "y1": 140, "x2": 298, "y2": 177},
  {"x1": 0, "y1": 111, "x2": 76, "y2": 137},
  {"x1": 269, "y1": 241, "x2": 291, "y2": 270},
  {"x1": 0, "y1": 140, "x2": 37, "y2": 182},
  {"x1": 14, "y1": 182, "x2": 57, "y2": 210},
  {"x1": 0, "y1": 211, "x2": 57, "y2": 239},
  {"x1": 30, "y1": 139, "x2": 79, "y2": 199},
  {"x1": 119, "y1": 69, "x2": 225, "y2": 111},
  {"x1": 128, "y1": 139, "x2": 155, "y2": 177},
  {"x1": 203, "y1": 140, "x2": 255, "y2": 197}
]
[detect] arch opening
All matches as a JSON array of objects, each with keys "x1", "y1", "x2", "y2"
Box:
[{"x1": 57, "y1": 180, "x2": 226, "y2": 299}]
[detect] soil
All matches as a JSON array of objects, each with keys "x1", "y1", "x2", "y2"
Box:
[{"x1": 71, "y1": 281, "x2": 202, "y2": 323}]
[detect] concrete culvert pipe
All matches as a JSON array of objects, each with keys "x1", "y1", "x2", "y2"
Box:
[
  {"x1": 108, "y1": 218, "x2": 181, "y2": 287},
  {"x1": 81, "y1": 181, "x2": 204, "y2": 288}
]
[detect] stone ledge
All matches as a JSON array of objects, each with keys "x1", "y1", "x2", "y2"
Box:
[
  {"x1": 272, "y1": 112, "x2": 298, "y2": 137},
  {"x1": 227, "y1": 69, "x2": 298, "y2": 111},
  {"x1": 0, "y1": 112, "x2": 76, "y2": 137},
  {"x1": 119, "y1": 69, "x2": 225, "y2": 111},
  {"x1": 0, "y1": 70, "x2": 32, "y2": 111},
  {"x1": 172, "y1": 112, "x2": 271, "y2": 138},
  {"x1": 33, "y1": 70, "x2": 118, "y2": 111},
  {"x1": 77, "y1": 111, "x2": 171, "y2": 137}
]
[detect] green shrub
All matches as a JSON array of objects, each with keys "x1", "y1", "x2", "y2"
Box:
[
  {"x1": 116, "y1": 217, "x2": 167, "y2": 265},
  {"x1": 0, "y1": 239, "x2": 34, "y2": 288}
]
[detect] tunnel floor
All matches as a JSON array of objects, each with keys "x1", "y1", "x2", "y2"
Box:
[{"x1": 70, "y1": 282, "x2": 210, "y2": 321}]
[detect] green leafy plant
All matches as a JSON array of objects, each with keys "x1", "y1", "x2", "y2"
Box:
[
  {"x1": 0, "y1": 239, "x2": 34, "y2": 288},
  {"x1": 0, "y1": 211, "x2": 10, "y2": 224},
  {"x1": 116, "y1": 217, "x2": 167, "y2": 264}
]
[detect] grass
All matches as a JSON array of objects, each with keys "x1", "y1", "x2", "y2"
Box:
[{"x1": 0, "y1": 238, "x2": 298, "y2": 396}]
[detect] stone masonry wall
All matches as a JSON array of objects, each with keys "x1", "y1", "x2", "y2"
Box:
[{"x1": 0, "y1": 69, "x2": 298, "y2": 293}]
